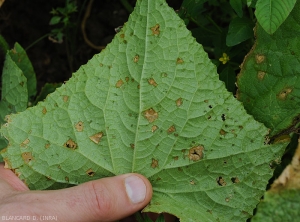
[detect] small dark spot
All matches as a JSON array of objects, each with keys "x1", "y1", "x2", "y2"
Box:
[
  {"x1": 231, "y1": 177, "x2": 240, "y2": 183},
  {"x1": 221, "y1": 114, "x2": 226, "y2": 121},
  {"x1": 173, "y1": 156, "x2": 179, "y2": 161},
  {"x1": 86, "y1": 169, "x2": 95, "y2": 177},
  {"x1": 178, "y1": 167, "x2": 183, "y2": 171},
  {"x1": 130, "y1": 143, "x2": 135, "y2": 149},
  {"x1": 176, "y1": 58, "x2": 184, "y2": 64},
  {"x1": 65, "y1": 176, "x2": 69, "y2": 182},
  {"x1": 208, "y1": 105, "x2": 212, "y2": 109},
  {"x1": 219, "y1": 129, "x2": 227, "y2": 136}
]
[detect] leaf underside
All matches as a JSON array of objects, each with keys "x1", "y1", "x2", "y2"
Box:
[{"x1": 1, "y1": 0, "x2": 286, "y2": 221}]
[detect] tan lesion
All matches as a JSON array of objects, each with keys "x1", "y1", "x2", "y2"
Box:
[
  {"x1": 143, "y1": 108, "x2": 158, "y2": 123},
  {"x1": 188, "y1": 146, "x2": 204, "y2": 161},
  {"x1": 151, "y1": 24, "x2": 160, "y2": 35}
]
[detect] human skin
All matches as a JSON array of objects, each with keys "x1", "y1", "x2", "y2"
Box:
[{"x1": 0, "y1": 163, "x2": 153, "y2": 222}]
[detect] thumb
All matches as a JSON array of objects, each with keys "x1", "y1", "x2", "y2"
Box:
[{"x1": 5, "y1": 174, "x2": 152, "y2": 222}]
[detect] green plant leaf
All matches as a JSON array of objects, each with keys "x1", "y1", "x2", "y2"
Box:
[
  {"x1": 230, "y1": 0, "x2": 243, "y2": 17},
  {"x1": 0, "y1": 47, "x2": 30, "y2": 159},
  {"x1": 226, "y1": 17, "x2": 254, "y2": 46},
  {"x1": 49, "y1": 16, "x2": 62, "y2": 25},
  {"x1": 8, "y1": 43, "x2": 37, "y2": 99},
  {"x1": 252, "y1": 189, "x2": 300, "y2": 222},
  {"x1": 1, "y1": 0, "x2": 286, "y2": 221},
  {"x1": 237, "y1": 0, "x2": 300, "y2": 137},
  {"x1": 0, "y1": 53, "x2": 28, "y2": 117},
  {"x1": 255, "y1": 0, "x2": 297, "y2": 34}
]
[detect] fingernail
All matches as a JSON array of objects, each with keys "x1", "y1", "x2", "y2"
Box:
[{"x1": 125, "y1": 175, "x2": 146, "y2": 204}]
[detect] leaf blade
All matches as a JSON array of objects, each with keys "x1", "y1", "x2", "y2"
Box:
[{"x1": 255, "y1": 0, "x2": 297, "y2": 34}]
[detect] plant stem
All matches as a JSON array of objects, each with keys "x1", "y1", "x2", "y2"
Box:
[
  {"x1": 25, "y1": 33, "x2": 50, "y2": 51},
  {"x1": 120, "y1": 0, "x2": 133, "y2": 13}
]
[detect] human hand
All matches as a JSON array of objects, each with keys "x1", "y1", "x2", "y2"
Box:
[{"x1": 0, "y1": 163, "x2": 152, "y2": 222}]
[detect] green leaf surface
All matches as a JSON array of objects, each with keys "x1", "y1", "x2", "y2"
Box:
[
  {"x1": 252, "y1": 189, "x2": 300, "y2": 222},
  {"x1": 255, "y1": 0, "x2": 297, "y2": 34},
  {"x1": 1, "y1": 0, "x2": 286, "y2": 221},
  {"x1": 237, "y1": 1, "x2": 300, "y2": 137},
  {"x1": 8, "y1": 43, "x2": 37, "y2": 99},
  {"x1": 226, "y1": 17, "x2": 254, "y2": 47},
  {"x1": 230, "y1": 0, "x2": 243, "y2": 17},
  {"x1": 0, "y1": 53, "x2": 28, "y2": 116}
]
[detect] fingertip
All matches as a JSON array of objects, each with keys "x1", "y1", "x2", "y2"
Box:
[{"x1": 124, "y1": 173, "x2": 153, "y2": 204}]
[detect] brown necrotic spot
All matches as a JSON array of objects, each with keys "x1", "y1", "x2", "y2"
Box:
[
  {"x1": 219, "y1": 129, "x2": 227, "y2": 136},
  {"x1": 148, "y1": 78, "x2": 157, "y2": 87},
  {"x1": 22, "y1": 152, "x2": 34, "y2": 163},
  {"x1": 188, "y1": 146, "x2": 204, "y2": 161},
  {"x1": 42, "y1": 107, "x2": 47, "y2": 114},
  {"x1": 130, "y1": 143, "x2": 135, "y2": 149},
  {"x1": 89, "y1": 132, "x2": 103, "y2": 144},
  {"x1": 133, "y1": 55, "x2": 139, "y2": 63},
  {"x1": 190, "y1": 180, "x2": 196, "y2": 185},
  {"x1": 75, "y1": 121, "x2": 84, "y2": 132},
  {"x1": 21, "y1": 139, "x2": 30, "y2": 147},
  {"x1": 65, "y1": 176, "x2": 69, "y2": 182},
  {"x1": 86, "y1": 169, "x2": 95, "y2": 177},
  {"x1": 63, "y1": 95, "x2": 69, "y2": 102},
  {"x1": 45, "y1": 143, "x2": 50, "y2": 149},
  {"x1": 277, "y1": 88, "x2": 293, "y2": 100},
  {"x1": 176, "y1": 98, "x2": 183, "y2": 107},
  {"x1": 255, "y1": 54, "x2": 265, "y2": 64},
  {"x1": 257, "y1": 71, "x2": 266, "y2": 80},
  {"x1": 173, "y1": 156, "x2": 179, "y2": 161},
  {"x1": 176, "y1": 58, "x2": 184, "y2": 64},
  {"x1": 125, "y1": 77, "x2": 129, "y2": 82},
  {"x1": 151, "y1": 158, "x2": 158, "y2": 168},
  {"x1": 167, "y1": 125, "x2": 176, "y2": 134},
  {"x1": 217, "y1": 177, "x2": 226, "y2": 186},
  {"x1": 151, "y1": 125, "x2": 158, "y2": 133},
  {"x1": 120, "y1": 33, "x2": 125, "y2": 38},
  {"x1": 64, "y1": 139, "x2": 77, "y2": 149},
  {"x1": 231, "y1": 177, "x2": 240, "y2": 183},
  {"x1": 151, "y1": 24, "x2": 160, "y2": 35},
  {"x1": 116, "y1": 79, "x2": 124, "y2": 88},
  {"x1": 143, "y1": 108, "x2": 158, "y2": 123}
]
